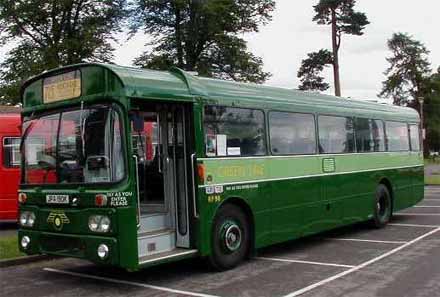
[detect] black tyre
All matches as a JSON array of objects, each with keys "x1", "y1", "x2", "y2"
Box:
[
  {"x1": 372, "y1": 184, "x2": 392, "y2": 228},
  {"x1": 209, "y1": 204, "x2": 250, "y2": 271}
]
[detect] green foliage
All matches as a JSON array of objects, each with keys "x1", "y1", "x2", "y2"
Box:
[
  {"x1": 0, "y1": 0, "x2": 128, "y2": 104},
  {"x1": 379, "y1": 33, "x2": 431, "y2": 106},
  {"x1": 313, "y1": 0, "x2": 369, "y2": 43},
  {"x1": 424, "y1": 68, "x2": 440, "y2": 152},
  {"x1": 130, "y1": 0, "x2": 274, "y2": 83},
  {"x1": 297, "y1": 49, "x2": 333, "y2": 91},
  {"x1": 298, "y1": 0, "x2": 369, "y2": 95}
]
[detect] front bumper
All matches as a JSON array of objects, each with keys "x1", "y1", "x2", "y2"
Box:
[{"x1": 18, "y1": 230, "x2": 119, "y2": 266}]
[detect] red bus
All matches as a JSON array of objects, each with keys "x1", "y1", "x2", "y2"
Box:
[{"x1": 0, "y1": 106, "x2": 21, "y2": 222}]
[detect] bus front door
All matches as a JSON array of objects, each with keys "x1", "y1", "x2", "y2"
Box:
[{"x1": 133, "y1": 104, "x2": 194, "y2": 264}]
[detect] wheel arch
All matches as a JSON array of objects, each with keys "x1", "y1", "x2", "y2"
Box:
[{"x1": 216, "y1": 196, "x2": 255, "y2": 257}]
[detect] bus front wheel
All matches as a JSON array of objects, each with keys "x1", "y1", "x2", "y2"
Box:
[
  {"x1": 209, "y1": 204, "x2": 250, "y2": 271},
  {"x1": 372, "y1": 184, "x2": 392, "y2": 228}
]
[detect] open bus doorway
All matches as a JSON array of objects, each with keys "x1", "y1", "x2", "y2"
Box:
[{"x1": 131, "y1": 103, "x2": 193, "y2": 262}]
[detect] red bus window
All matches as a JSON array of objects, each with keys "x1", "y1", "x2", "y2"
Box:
[{"x1": 3, "y1": 137, "x2": 21, "y2": 168}]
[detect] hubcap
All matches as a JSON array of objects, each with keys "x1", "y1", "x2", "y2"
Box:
[
  {"x1": 377, "y1": 194, "x2": 389, "y2": 220},
  {"x1": 220, "y1": 221, "x2": 242, "y2": 253}
]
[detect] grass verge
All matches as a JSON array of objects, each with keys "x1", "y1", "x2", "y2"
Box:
[
  {"x1": 426, "y1": 175, "x2": 440, "y2": 185},
  {"x1": 0, "y1": 235, "x2": 24, "y2": 260}
]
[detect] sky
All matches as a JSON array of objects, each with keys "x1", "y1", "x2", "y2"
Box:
[{"x1": 1, "y1": 0, "x2": 439, "y2": 101}]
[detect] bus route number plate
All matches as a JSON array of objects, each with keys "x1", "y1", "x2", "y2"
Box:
[{"x1": 46, "y1": 195, "x2": 69, "y2": 204}]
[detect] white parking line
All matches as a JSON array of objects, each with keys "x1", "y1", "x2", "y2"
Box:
[
  {"x1": 256, "y1": 257, "x2": 355, "y2": 268},
  {"x1": 389, "y1": 223, "x2": 440, "y2": 228},
  {"x1": 395, "y1": 213, "x2": 440, "y2": 216},
  {"x1": 414, "y1": 206, "x2": 440, "y2": 208},
  {"x1": 43, "y1": 268, "x2": 220, "y2": 297},
  {"x1": 282, "y1": 227, "x2": 440, "y2": 297},
  {"x1": 326, "y1": 238, "x2": 407, "y2": 244}
]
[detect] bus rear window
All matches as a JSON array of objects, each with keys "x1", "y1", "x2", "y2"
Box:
[{"x1": 203, "y1": 106, "x2": 266, "y2": 157}]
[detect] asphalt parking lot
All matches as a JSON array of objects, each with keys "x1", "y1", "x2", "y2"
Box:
[{"x1": 1, "y1": 186, "x2": 439, "y2": 297}]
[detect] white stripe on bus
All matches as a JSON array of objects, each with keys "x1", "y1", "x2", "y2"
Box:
[{"x1": 198, "y1": 164, "x2": 424, "y2": 188}]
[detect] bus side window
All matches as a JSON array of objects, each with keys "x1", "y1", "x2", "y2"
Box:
[
  {"x1": 269, "y1": 111, "x2": 316, "y2": 155},
  {"x1": 3, "y1": 137, "x2": 21, "y2": 168},
  {"x1": 203, "y1": 106, "x2": 266, "y2": 157},
  {"x1": 409, "y1": 124, "x2": 421, "y2": 152},
  {"x1": 385, "y1": 121, "x2": 410, "y2": 152},
  {"x1": 355, "y1": 118, "x2": 386, "y2": 153},
  {"x1": 318, "y1": 115, "x2": 355, "y2": 154}
]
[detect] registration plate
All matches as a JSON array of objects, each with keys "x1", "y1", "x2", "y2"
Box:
[{"x1": 46, "y1": 195, "x2": 69, "y2": 204}]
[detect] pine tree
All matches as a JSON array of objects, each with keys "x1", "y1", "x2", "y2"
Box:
[{"x1": 298, "y1": 0, "x2": 369, "y2": 96}]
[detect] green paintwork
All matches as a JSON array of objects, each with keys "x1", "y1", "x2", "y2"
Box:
[{"x1": 19, "y1": 63, "x2": 424, "y2": 270}]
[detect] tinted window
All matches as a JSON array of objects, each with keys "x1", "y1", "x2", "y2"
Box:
[
  {"x1": 386, "y1": 122, "x2": 409, "y2": 151},
  {"x1": 371, "y1": 119, "x2": 386, "y2": 152},
  {"x1": 3, "y1": 137, "x2": 21, "y2": 168},
  {"x1": 318, "y1": 116, "x2": 355, "y2": 153},
  {"x1": 204, "y1": 106, "x2": 266, "y2": 157},
  {"x1": 409, "y1": 124, "x2": 421, "y2": 151},
  {"x1": 269, "y1": 112, "x2": 316, "y2": 155},
  {"x1": 355, "y1": 118, "x2": 386, "y2": 152}
]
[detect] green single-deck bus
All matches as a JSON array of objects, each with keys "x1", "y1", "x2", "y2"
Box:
[{"x1": 18, "y1": 63, "x2": 424, "y2": 271}]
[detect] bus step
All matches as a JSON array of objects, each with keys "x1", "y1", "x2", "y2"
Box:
[
  {"x1": 137, "y1": 229, "x2": 175, "y2": 258},
  {"x1": 138, "y1": 248, "x2": 198, "y2": 266},
  {"x1": 138, "y1": 213, "x2": 169, "y2": 233}
]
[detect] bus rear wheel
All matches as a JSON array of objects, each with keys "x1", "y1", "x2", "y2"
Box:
[
  {"x1": 372, "y1": 184, "x2": 392, "y2": 228},
  {"x1": 209, "y1": 204, "x2": 250, "y2": 271}
]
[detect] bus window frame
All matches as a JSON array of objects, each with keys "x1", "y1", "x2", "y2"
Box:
[
  {"x1": 202, "y1": 104, "x2": 268, "y2": 158},
  {"x1": 267, "y1": 110, "x2": 318, "y2": 156},
  {"x1": 20, "y1": 101, "x2": 128, "y2": 188},
  {"x1": 316, "y1": 114, "x2": 356, "y2": 155},
  {"x1": 408, "y1": 123, "x2": 421, "y2": 152},
  {"x1": 2, "y1": 136, "x2": 21, "y2": 168},
  {"x1": 353, "y1": 117, "x2": 387, "y2": 153},
  {"x1": 384, "y1": 120, "x2": 411, "y2": 152}
]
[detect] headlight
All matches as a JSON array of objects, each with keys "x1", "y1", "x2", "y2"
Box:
[
  {"x1": 97, "y1": 244, "x2": 109, "y2": 259},
  {"x1": 88, "y1": 215, "x2": 111, "y2": 233},
  {"x1": 19, "y1": 211, "x2": 36, "y2": 227},
  {"x1": 21, "y1": 236, "x2": 31, "y2": 249}
]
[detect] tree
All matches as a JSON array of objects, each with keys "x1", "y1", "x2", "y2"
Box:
[
  {"x1": 297, "y1": 49, "x2": 333, "y2": 91},
  {"x1": 379, "y1": 33, "x2": 431, "y2": 107},
  {"x1": 130, "y1": 0, "x2": 274, "y2": 83},
  {"x1": 424, "y1": 68, "x2": 440, "y2": 153},
  {"x1": 379, "y1": 33, "x2": 439, "y2": 155},
  {"x1": 0, "y1": 0, "x2": 128, "y2": 104},
  {"x1": 298, "y1": 0, "x2": 369, "y2": 96}
]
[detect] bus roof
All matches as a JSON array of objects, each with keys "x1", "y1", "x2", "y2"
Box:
[{"x1": 21, "y1": 63, "x2": 419, "y2": 122}]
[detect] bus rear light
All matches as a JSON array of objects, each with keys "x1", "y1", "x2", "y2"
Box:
[
  {"x1": 18, "y1": 193, "x2": 27, "y2": 204},
  {"x1": 95, "y1": 194, "x2": 107, "y2": 207},
  {"x1": 197, "y1": 164, "x2": 205, "y2": 183}
]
